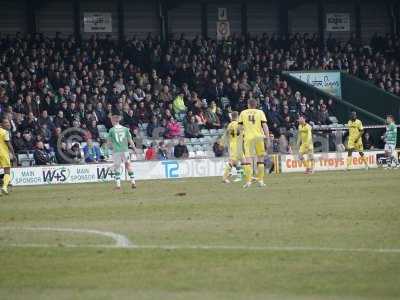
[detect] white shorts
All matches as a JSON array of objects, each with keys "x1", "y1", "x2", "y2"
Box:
[
  {"x1": 384, "y1": 144, "x2": 396, "y2": 153},
  {"x1": 112, "y1": 151, "x2": 130, "y2": 168}
]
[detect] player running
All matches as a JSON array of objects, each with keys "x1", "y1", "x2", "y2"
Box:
[
  {"x1": 382, "y1": 115, "x2": 398, "y2": 168},
  {"x1": 108, "y1": 114, "x2": 137, "y2": 190},
  {"x1": 238, "y1": 99, "x2": 269, "y2": 188},
  {"x1": 297, "y1": 116, "x2": 314, "y2": 174},
  {"x1": 0, "y1": 118, "x2": 16, "y2": 195},
  {"x1": 346, "y1": 111, "x2": 369, "y2": 170},
  {"x1": 222, "y1": 111, "x2": 243, "y2": 183}
]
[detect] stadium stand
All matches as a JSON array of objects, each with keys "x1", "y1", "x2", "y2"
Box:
[{"x1": 0, "y1": 32, "x2": 398, "y2": 165}]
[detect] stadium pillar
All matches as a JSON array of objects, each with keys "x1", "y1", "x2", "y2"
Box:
[
  {"x1": 201, "y1": 3, "x2": 208, "y2": 39},
  {"x1": 354, "y1": 0, "x2": 361, "y2": 40},
  {"x1": 279, "y1": 0, "x2": 289, "y2": 37},
  {"x1": 158, "y1": 0, "x2": 168, "y2": 45},
  {"x1": 117, "y1": 0, "x2": 125, "y2": 44},
  {"x1": 317, "y1": 0, "x2": 325, "y2": 45},
  {"x1": 26, "y1": 0, "x2": 36, "y2": 34},
  {"x1": 73, "y1": 0, "x2": 81, "y2": 43},
  {"x1": 241, "y1": 3, "x2": 248, "y2": 39}
]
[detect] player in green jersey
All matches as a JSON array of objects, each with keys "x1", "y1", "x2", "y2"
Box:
[
  {"x1": 108, "y1": 114, "x2": 137, "y2": 189},
  {"x1": 382, "y1": 115, "x2": 398, "y2": 168}
]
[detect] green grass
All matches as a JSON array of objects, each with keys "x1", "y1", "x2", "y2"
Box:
[{"x1": 0, "y1": 169, "x2": 400, "y2": 300}]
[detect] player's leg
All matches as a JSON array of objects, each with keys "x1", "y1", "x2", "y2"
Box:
[
  {"x1": 0, "y1": 155, "x2": 11, "y2": 194},
  {"x1": 346, "y1": 148, "x2": 354, "y2": 169},
  {"x1": 386, "y1": 144, "x2": 398, "y2": 168},
  {"x1": 123, "y1": 152, "x2": 136, "y2": 188},
  {"x1": 222, "y1": 160, "x2": 233, "y2": 183},
  {"x1": 233, "y1": 160, "x2": 243, "y2": 182},
  {"x1": 298, "y1": 144, "x2": 308, "y2": 173},
  {"x1": 112, "y1": 153, "x2": 123, "y2": 189},
  {"x1": 384, "y1": 144, "x2": 392, "y2": 168},
  {"x1": 307, "y1": 152, "x2": 315, "y2": 173},
  {"x1": 242, "y1": 139, "x2": 253, "y2": 188},
  {"x1": 2, "y1": 167, "x2": 11, "y2": 195},
  {"x1": 356, "y1": 142, "x2": 368, "y2": 169},
  {"x1": 255, "y1": 138, "x2": 266, "y2": 186}
]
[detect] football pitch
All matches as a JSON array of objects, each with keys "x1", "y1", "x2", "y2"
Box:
[{"x1": 0, "y1": 169, "x2": 400, "y2": 300}]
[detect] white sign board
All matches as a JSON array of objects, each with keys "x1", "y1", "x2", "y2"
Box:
[
  {"x1": 217, "y1": 21, "x2": 231, "y2": 41},
  {"x1": 280, "y1": 151, "x2": 383, "y2": 173},
  {"x1": 218, "y1": 8, "x2": 228, "y2": 21},
  {"x1": 288, "y1": 71, "x2": 342, "y2": 98},
  {"x1": 326, "y1": 13, "x2": 350, "y2": 32},
  {"x1": 83, "y1": 12, "x2": 112, "y2": 33},
  {"x1": 10, "y1": 158, "x2": 226, "y2": 186}
]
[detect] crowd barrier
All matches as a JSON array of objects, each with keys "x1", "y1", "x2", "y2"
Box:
[{"x1": 9, "y1": 151, "x2": 388, "y2": 186}]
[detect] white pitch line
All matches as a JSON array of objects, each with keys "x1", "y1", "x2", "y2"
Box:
[
  {"x1": 0, "y1": 227, "x2": 133, "y2": 248},
  {"x1": 1, "y1": 242, "x2": 400, "y2": 254},
  {"x1": 1, "y1": 227, "x2": 400, "y2": 254}
]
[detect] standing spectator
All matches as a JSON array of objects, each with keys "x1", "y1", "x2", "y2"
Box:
[{"x1": 174, "y1": 138, "x2": 189, "y2": 159}]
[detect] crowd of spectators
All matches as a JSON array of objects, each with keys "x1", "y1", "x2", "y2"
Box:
[{"x1": 0, "y1": 31, "x2": 398, "y2": 164}]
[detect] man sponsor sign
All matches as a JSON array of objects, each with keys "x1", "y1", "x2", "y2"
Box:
[
  {"x1": 11, "y1": 163, "x2": 116, "y2": 186},
  {"x1": 281, "y1": 151, "x2": 383, "y2": 173},
  {"x1": 288, "y1": 71, "x2": 342, "y2": 98}
]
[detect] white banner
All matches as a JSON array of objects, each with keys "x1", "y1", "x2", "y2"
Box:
[
  {"x1": 288, "y1": 71, "x2": 342, "y2": 98},
  {"x1": 10, "y1": 158, "x2": 226, "y2": 186},
  {"x1": 217, "y1": 21, "x2": 230, "y2": 40},
  {"x1": 280, "y1": 151, "x2": 384, "y2": 173},
  {"x1": 326, "y1": 13, "x2": 350, "y2": 32},
  {"x1": 83, "y1": 12, "x2": 112, "y2": 33}
]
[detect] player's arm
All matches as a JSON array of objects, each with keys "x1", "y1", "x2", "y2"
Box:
[
  {"x1": 127, "y1": 130, "x2": 137, "y2": 153},
  {"x1": 306, "y1": 126, "x2": 313, "y2": 145},
  {"x1": 353, "y1": 120, "x2": 363, "y2": 142},
  {"x1": 237, "y1": 112, "x2": 244, "y2": 135},
  {"x1": 260, "y1": 111, "x2": 269, "y2": 144},
  {"x1": 6, "y1": 140, "x2": 16, "y2": 163}
]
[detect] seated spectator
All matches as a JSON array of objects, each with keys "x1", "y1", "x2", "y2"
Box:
[
  {"x1": 55, "y1": 142, "x2": 70, "y2": 164},
  {"x1": 21, "y1": 131, "x2": 35, "y2": 151},
  {"x1": 205, "y1": 105, "x2": 221, "y2": 129},
  {"x1": 165, "y1": 117, "x2": 182, "y2": 139},
  {"x1": 99, "y1": 139, "x2": 110, "y2": 161},
  {"x1": 185, "y1": 116, "x2": 203, "y2": 138},
  {"x1": 53, "y1": 110, "x2": 70, "y2": 130},
  {"x1": 173, "y1": 92, "x2": 187, "y2": 116},
  {"x1": 174, "y1": 138, "x2": 189, "y2": 159},
  {"x1": 157, "y1": 141, "x2": 168, "y2": 160},
  {"x1": 34, "y1": 141, "x2": 51, "y2": 165},
  {"x1": 70, "y1": 143, "x2": 83, "y2": 164},
  {"x1": 147, "y1": 116, "x2": 160, "y2": 138},
  {"x1": 213, "y1": 139, "x2": 225, "y2": 157},
  {"x1": 145, "y1": 142, "x2": 156, "y2": 160},
  {"x1": 83, "y1": 139, "x2": 101, "y2": 163},
  {"x1": 12, "y1": 131, "x2": 26, "y2": 153},
  {"x1": 363, "y1": 132, "x2": 375, "y2": 150}
]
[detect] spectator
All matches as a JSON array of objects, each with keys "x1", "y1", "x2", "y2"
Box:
[
  {"x1": 83, "y1": 139, "x2": 102, "y2": 163},
  {"x1": 213, "y1": 139, "x2": 225, "y2": 157},
  {"x1": 34, "y1": 141, "x2": 51, "y2": 165},
  {"x1": 363, "y1": 132, "x2": 375, "y2": 150},
  {"x1": 185, "y1": 116, "x2": 203, "y2": 138},
  {"x1": 174, "y1": 138, "x2": 189, "y2": 159},
  {"x1": 145, "y1": 142, "x2": 157, "y2": 160},
  {"x1": 70, "y1": 143, "x2": 83, "y2": 164},
  {"x1": 165, "y1": 117, "x2": 182, "y2": 139},
  {"x1": 157, "y1": 141, "x2": 168, "y2": 160}
]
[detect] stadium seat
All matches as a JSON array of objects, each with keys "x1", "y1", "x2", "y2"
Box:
[{"x1": 17, "y1": 152, "x2": 35, "y2": 167}]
